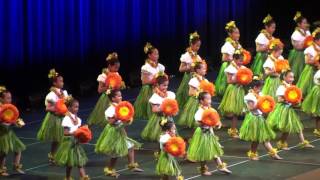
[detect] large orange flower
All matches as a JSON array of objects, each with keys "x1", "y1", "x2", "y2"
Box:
[
  {"x1": 105, "y1": 72, "x2": 123, "y2": 90},
  {"x1": 275, "y1": 59, "x2": 290, "y2": 73},
  {"x1": 199, "y1": 80, "x2": 215, "y2": 96},
  {"x1": 164, "y1": 136, "x2": 186, "y2": 157},
  {"x1": 74, "y1": 125, "x2": 92, "y2": 143},
  {"x1": 160, "y1": 99, "x2": 179, "y2": 116},
  {"x1": 55, "y1": 99, "x2": 68, "y2": 116},
  {"x1": 304, "y1": 35, "x2": 313, "y2": 48},
  {"x1": 236, "y1": 68, "x2": 253, "y2": 85},
  {"x1": 201, "y1": 108, "x2": 221, "y2": 127},
  {"x1": 257, "y1": 95, "x2": 275, "y2": 113},
  {"x1": 284, "y1": 86, "x2": 302, "y2": 104},
  {"x1": 0, "y1": 104, "x2": 19, "y2": 124},
  {"x1": 242, "y1": 49, "x2": 252, "y2": 65},
  {"x1": 115, "y1": 101, "x2": 135, "y2": 123}
]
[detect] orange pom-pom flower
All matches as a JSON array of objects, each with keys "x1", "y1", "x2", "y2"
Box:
[
  {"x1": 164, "y1": 136, "x2": 186, "y2": 157},
  {"x1": 200, "y1": 80, "x2": 215, "y2": 96},
  {"x1": 115, "y1": 101, "x2": 135, "y2": 123},
  {"x1": 201, "y1": 108, "x2": 221, "y2": 127},
  {"x1": 55, "y1": 99, "x2": 68, "y2": 116},
  {"x1": 160, "y1": 99, "x2": 179, "y2": 116},
  {"x1": 74, "y1": 125, "x2": 92, "y2": 143},
  {"x1": 257, "y1": 95, "x2": 275, "y2": 113},
  {"x1": 0, "y1": 104, "x2": 19, "y2": 124},
  {"x1": 105, "y1": 72, "x2": 123, "y2": 90},
  {"x1": 284, "y1": 86, "x2": 302, "y2": 104},
  {"x1": 242, "y1": 49, "x2": 252, "y2": 65},
  {"x1": 275, "y1": 59, "x2": 290, "y2": 73},
  {"x1": 304, "y1": 35, "x2": 313, "y2": 48},
  {"x1": 236, "y1": 68, "x2": 253, "y2": 85}
]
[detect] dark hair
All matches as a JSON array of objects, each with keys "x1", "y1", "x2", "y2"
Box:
[
  {"x1": 198, "y1": 91, "x2": 210, "y2": 101},
  {"x1": 264, "y1": 19, "x2": 275, "y2": 27},
  {"x1": 159, "y1": 120, "x2": 174, "y2": 132},
  {"x1": 280, "y1": 70, "x2": 293, "y2": 80},
  {"x1": 66, "y1": 98, "x2": 79, "y2": 108},
  {"x1": 190, "y1": 36, "x2": 200, "y2": 45},
  {"x1": 156, "y1": 75, "x2": 169, "y2": 85},
  {"x1": 314, "y1": 32, "x2": 320, "y2": 41},
  {"x1": 107, "y1": 58, "x2": 120, "y2": 66},
  {"x1": 233, "y1": 52, "x2": 244, "y2": 60},
  {"x1": 249, "y1": 79, "x2": 264, "y2": 89},
  {"x1": 49, "y1": 75, "x2": 63, "y2": 85},
  {"x1": 296, "y1": 16, "x2": 306, "y2": 25},
  {"x1": 107, "y1": 89, "x2": 120, "y2": 100},
  {"x1": 194, "y1": 61, "x2": 205, "y2": 72}
]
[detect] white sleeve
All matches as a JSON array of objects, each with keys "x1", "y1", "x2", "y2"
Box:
[
  {"x1": 291, "y1": 31, "x2": 303, "y2": 42},
  {"x1": 263, "y1": 59, "x2": 275, "y2": 69},
  {"x1": 158, "y1": 63, "x2": 165, "y2": 72},
  {"x1": 45, "y1": 92, "x2": 57, "y2": 106},
  {"x1": 141, "y1": 64, "x2": 151, "y2": 73},
  {"x1": 244, "y1": 93, "x2": 258, "y2": 106},
  {"x1": 304, "y1": 46, "x2": 316, "y2": 57},
  {"x1": 159, "y1": 134, "x2": 171, "y2": 149},
  {"x1": 167, "y1": 91, "x2": 176, "y2": 99},
  {"x1": 61, "y1": 116, "x2": 72, "y2": 128},
  {"x1": 188, "y1": 78, "x2": 199, "y2": 89},
  {"x1": 224, "y1": 65, "x2": 237, "y2": 74},
  {"x1": 180, "y1": 53, "x2": 191, "y2": 64},
  {"x1": 97, "y1": 74, "x2": 106, "y2": 83},
  {"x1": 149, "y1": 94, "x2": 162, "y2": 105},
  {"x1": 62, "y1": 90, "x2": 68, "y2": 97},
  {"x1": 194, "y1": 108, "x2": 203, "y2": 122},
  {"x1": 105, "y1": 106, "x2": 115, "y2": 119},
  {"x1": 221, "y1": 42, "x2": 234, "y2": 55},
  {"x1": 255, "y1": 33, "x2": 268, "y2": 45},
  {"x1": 314, "y1": 70, "x2": 320, "y2": 85},
  {"x1": 276, "y1": 85, "x2": 286, "y2": 97}
]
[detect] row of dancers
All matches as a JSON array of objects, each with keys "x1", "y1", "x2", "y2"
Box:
[{"x1": 1, "y1": 11, "x2": 320, "y2": 180}]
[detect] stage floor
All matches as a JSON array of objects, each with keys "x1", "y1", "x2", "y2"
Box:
[{"x1": 2, "y1": 73, "x2": 320, "y2": 180}]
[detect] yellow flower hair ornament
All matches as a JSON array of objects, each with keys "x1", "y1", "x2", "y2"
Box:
[
  {"x1": 293, "y1": 11, "x2": 302, "y2": 22},
  {"x1": 106, "y1": 52, "x2": 118, "y2": 61},
  {"x1": 144, "y1": 42, "x2": 154, "y2": 54},
  {"x1": 189, "y1": 31, "x2": 200, "y2": 43},
  {"x1": 48, "y1": 69, "x2": 59, "y2": 79},
  {"x1": 263, "y1": 14, "x2": 273, "y2": 24}
]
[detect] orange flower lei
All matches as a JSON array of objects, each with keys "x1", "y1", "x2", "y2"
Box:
[
  {"x1": 154, "y1": 87, "x2": 168, "y2": 98},
  {"x1": 261, "y1": 29, "x2": 273, "y2": 40}
]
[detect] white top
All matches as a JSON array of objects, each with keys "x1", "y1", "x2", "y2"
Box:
[
  {"x1": 105, "y1": 104, "x2": 124, "y2": 127},
  {"x1": 221, "y1": 41, "x2": 242, "y2": 55},
  {"x1": 263, "y1": 55, "x2": 284, "y2": 70},
  {"x1": 244, "y1": 92, "x2": 263, "y2": 115},
  {"x1": 62, "y1": 113, "x2": 82, "y2": 133},
  {"x1": 45, "y1": 89, "x2": 68, "y2": 106},
  {"x1": 180, "y1": 51, "x2": 201, "y2": 64},
  {"x1": 224, "y1": 64, "x2": 245, "y2": 81},
  {"x1": 255, "y1": 32, "x2": 270, "y2": 45},
  {"x1": 291, "y1": 29, "x2": 311, "y2": 42},
  {"x1": 149, "y1": 91, "x2": 176, "y2": 105},
  {"x1": 97, "y1": 73, "x2": 107, "y2": 83},
  {"x1": 304, "y1": 44, "x2": 320, "y2": 59},
  {"x1": 141, "y1": 63, "x2": 165, "y2": 76},
  {"x1": 188, "y1": 76, "x2": 207, "y2": 90},
  {"x1": 159, "y1": 133, "x2": 171, "y2": 150},
  {"x1": 314, "y1": 70, "x2": 320, "y2": 85},
  {"x1": 276, "y1": 85, "x2": 287, "y2": 97}
]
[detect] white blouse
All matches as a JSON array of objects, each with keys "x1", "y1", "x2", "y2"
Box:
[
  {"x1": 291, "y1": 29, "x2": 311, "y2": 42},
  {"x1": 141, "y1": 63, "x2": 165, "y2": 76},
  {"x1": 188, "y1": 76, "x2": 208, "y2": 90},
  {"x1": 45, "y1": 89, "x2": 68, "y2": 106},
  {"x1": 221, "y1": 41, "x2": 242, "y2": 56},
  {"x1": 244, "y1": 92, "x2": 263, "y2": 115},
  {"x1": 314, "y1": 70, "x2": 320, "y2": 85},
  {"x1": 255, "y1": 32, "x2": 271, "y2": 46},
  {"x1": 62, "y1": 113, "x2": 82, "y2": 133},
  {"x1": 304, "y1": 44, "x2": 320, "y2": 59},
  {"x1": 180, "y1": 51, "x2": 202, "y2": 64},
  {"x1": 149, "y1": 91, "x2": 176, "y2": 105},
  {"x1": 159, "y1": 133, "x2": 171, "y2": 150},
  {"x1": 263, "y1": 55, "x2": 284, "y2": 70}
]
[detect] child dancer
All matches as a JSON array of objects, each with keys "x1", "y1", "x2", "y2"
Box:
[
  {"x1": 302, "y1": 69, "x2": 320, "y2": 137},
  {"x1": 37, "y1": 69, "x2": 69, "y2": 164},
  {"x1": 87, "y1": 52, "x2": 124, "y2": 127},
  {"x1": 0, "y1": 86, "x2": 25, "y2": 176},
  {"x1": 156, "y1": 120, "x2": 183, "y2": 180},
  {"x1": 251, "y1": 14, "x2": 275, "y2": 76},
  {"x1": 218, "y1": 50, "x2": 247, "y2": 138},
  {"x1": 187, "y1": 92, "x2": 231, "y2": 176},
  {"x1": 134, "y1": 43, "x2": 165, "y2": 120},
  {"x1": 176, "y1": 31, "x2": 202, "y2": 109},
  {"x1": 141, "y1": 73, "x2": 176, "y2": 141},
  {"x1": 54, "y1": 97, "x2": 89, "y2": 180},
  {"x1": 215, "y1": 21, "x2": 242, "y2": 96},
  {"x1": 239, "y1": 78, "x2": 282, "y2": 160},
  {"x1": 296, "y1": 28, "x2": 320, "y2": 96},
  {"x1": 261, "y1": 39, "x2": 285, "y2": 100},
  {"x1": 95, "y1": 89, "x2": 143, "y2": 178},
  {"x1": 288, "y1": 11, "x2": 311, "y2": 78},
  {"x1": 177, "y1": 60, "x2": 207, "y2": 128},
  {"x1": 267, "y1": 71, "x2": 314, "y2": 150}
]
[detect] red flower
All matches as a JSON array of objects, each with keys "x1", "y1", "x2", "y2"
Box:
[
  {"x1": 284, "y1": 86, "x2": 302, "y2": 104},
  {"x1": 74, "y1": 125, "x2": 92, "y2": 143},
  {"x1": 242, "y1": 49, "x2": 252, "y2": 65},
  {"x1": 105, "y1": 72, "x2": 123, "y2": 90},
  {"x1": 304, "y1": 35, "x2": 313, "y2": 48},
  {"x1": 160, "y1": 99, "x2": 179, "y2": 116},
  {"x1": 199, "y1": 80, "x2": 215, "y2": 96},
  {"x1": 164, "y1": 136, "x2": 186, "y2": 157},
  {"x1": 275, "y1": 59, "x2": 290, "y2": 73},
  {"x1": 257, "y1": 95, "x2": 275, "y2": 113},
  {"x1": 55, "y1": 99, "x2": 68, "y2": 116},
  {"x1": 115, "y1": 101, "x2": 135, "y2": 123},
  {"x1": 0, "y1": 104, "x2": 19, "y2": 124},
  {"x1": 236, "y1": 68, "x2": 253, "y2": 85},
  {"x1": 201, "y1": 108, "x2": 221, "y2": 127}
]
